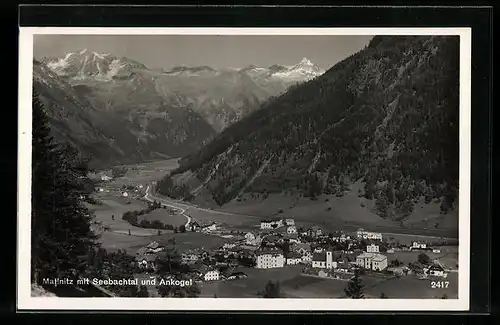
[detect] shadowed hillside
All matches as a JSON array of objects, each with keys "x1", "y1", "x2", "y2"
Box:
[{"x1": 157, "y1": 36, "x2": 459, "y2": 228}]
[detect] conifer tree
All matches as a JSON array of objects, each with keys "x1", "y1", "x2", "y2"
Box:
[
  {"x1": 344, "y1": 270, "x2": 365, "y2": 299},
  {"x1": 31, "y1": 90, "x2": 97, "y2": 285}
]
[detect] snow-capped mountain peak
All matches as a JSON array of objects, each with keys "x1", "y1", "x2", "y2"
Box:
[
  {"x1": 299, "y1": 57, "x2": 313, "y2": 65},
  {"x1": 270, "y1": 57, "x2": 325, "y2": 82},
  {"x1": 44, "y1": 50, "x2": 147, "y2": 81}
]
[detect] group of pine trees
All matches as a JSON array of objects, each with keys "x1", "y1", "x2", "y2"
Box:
[
  {"x1": 32, "y1": 89, "x2": 98, "y2": 286},
  {"x1": 31, "y1": 90, "x2": 151, "y2": 297}
]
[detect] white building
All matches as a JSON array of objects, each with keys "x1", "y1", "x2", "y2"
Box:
[
  {"x1": 256, "y1": 248, "x2": 285, "y2": 269},
  {"x1": 286, "y1": 253, "x2": 302, "y2": 265},
  {"x1": 432, "y1": 249, "x2": 441, "y2": 253},
  {"x1": 285, "y1": 218, "x2": 295, "y2": 226},
  {"x1": 204, "y1": 269, "x2": 220, "y2": 281},
  {"x1": 312, "y1": 251, "x2": 337, "y2": 269},
  {"x1": 245, "y1": 232, "x2": 256, "y2": 242},
  {"x1": 356, "y1": 228, "x2": 383, "y2": 241},
  {"x1": 356, "y1": 252, "x2": 388, "y2": 271},
  {"x1": 366, "y1": 244, "x2": 380, "y2": 253},
  {"x1": 223, "y1": 242, "x2": 237, "y2": 249},
  {"x1": 245, "y1": 232, "x2": 262, "y2": 246},
  {"x1": 201, "y1": 223, "x2": 217, "y2": 232},
  {"x1": 261, "y1": 219, "x2": 282, "y2": 229},
  {"x1": 101, "y1": 175, "x2": 113, "y2": 181},
  {"x1": 412, "y1": 241, "x2": 427, "y2": 249},
  {"x1": 287, "y1": 226, "x2": 297, "y2": 234},
  {"x1": 260, "y1": 220, "x2": 273, "y2": 229}
]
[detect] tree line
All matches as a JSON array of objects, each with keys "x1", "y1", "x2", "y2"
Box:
[{"x1": 121, "y1": 201, "x2": 187, "y2": 232}]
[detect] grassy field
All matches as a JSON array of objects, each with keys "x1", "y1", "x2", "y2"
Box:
[
  {"x1": 186, "y1": 207, "x2": 261, "y2": 231},
  {"x1": 200, "y1": 263, "x2": 458, "y2": 299},
  {"x1": 388, "y1": 248, "x2": 459, "y2": 269},
  {"x1": 97, "y1": 231, "x2": 154, "y2": 253},
  {"x1": 362, "y1": 272, "x2": 459, "y2": 299},
  {"x1": 153, "y1": 232, "x2": 229, "y2": 252},
  {"x1": 199, "y1": 265, "x2": 304, "y2": 298},
  {"x1": 138, "y1": 209, "x2": 187, "y2": 227},
  {"x1": 219, "y1": 181, "x2": 458, "y2": 238}
]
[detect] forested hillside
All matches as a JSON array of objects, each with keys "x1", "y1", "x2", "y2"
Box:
[{"x1": 157, "y1": 36, "x2": 459, "y2": 222}]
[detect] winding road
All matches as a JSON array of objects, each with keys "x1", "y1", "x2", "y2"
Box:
[{"x1": 144, "y1": 185, "x2": 192, "y2": 228}]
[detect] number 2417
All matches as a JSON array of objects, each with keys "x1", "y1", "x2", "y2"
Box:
[{"x1": 431, "y1": 281, "x2": 449, "y2": 288}]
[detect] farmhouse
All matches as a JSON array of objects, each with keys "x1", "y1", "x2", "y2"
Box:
[
  {"x1": 286, "y1": 225, "x2": 297, "y2": 234},
  {"x1": 256, "y1": 248, "x2": 285, "y2": 269},
  {"x1": 182, "y1": 251, "x2": 199, "y2": 264},
  {"x1": 201, "y1": 223, "x2": 217, "y2": 232},
  {"x1": 245, "y1": 232, "x2": 262, "y2": 246},
  {"x1": 307, "y1": 226, "x2": 323, "y2": 238},
  {"x1": 260, "y1": 220, "x2": 273, "y2": 229},
  {"x1": 286, "y1": 253, "x2": 302, "y2": 265},
  {"x1": 356, "y1": 252, "x2": 388, "y2": 271},
  {"x1": 146, "y1": 241, "x2": 165, "y2": 253},
  {"x1": 227, "y1": 272, "x2": 247, "y2": 280},
  {"x1": 245, "y1": 232, "x2": 256, "y2": 242},
  {"x1": 312, "y1": 251, "x2": 337, "y2": 269},
  {"x1": 223, "y1": 242, "x2": 237, "y2": 250},
  {"x1": 136, "y1": 254, "x2": 158, "y2": 271},
  {"x1": 366, "y1": 244, "x2": 380, "y2": 253},
  {"x1": 356, "y1": 228, "x2": 383, "y2": 241},
  {"x1": 336, "y1": 261, "x2": 353, "y2": 274},
  {"x1": 424, "y1": 264, "x2": 448, "y2": 278},
  {"x1": 101, "y1": 174, "x2": 113, "y2": 181},
  {"x1": 313, "y1": 246, "x2": 324, "y2": 253},
  {"x1": 198, "y1": 266, "x2": 220, "y2": 281},
  {"x1": 412, "y1": 242, "x2": 427, "y2": 249},
  {"x1": 292, "y1": 243, "x2": 312, "y2": 263},
  {"x1": 260, "y1": 219, "x2": 283, "y2": 229}
]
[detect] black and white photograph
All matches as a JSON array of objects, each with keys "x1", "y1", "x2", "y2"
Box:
[{"x1": 18, "y1": 27, "x2": 471, "y2": 311}]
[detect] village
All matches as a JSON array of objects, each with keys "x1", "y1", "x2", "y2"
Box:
[
  {"x1": 133, "y1": 215, "x2": 453, "y2": 289},
  {"x1": 88, "y1": 168, "x2": 458, "y2": 298}
]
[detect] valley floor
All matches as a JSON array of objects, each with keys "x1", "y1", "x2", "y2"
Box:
[{"x1": 88, "y1": 158, "x2": 460, "y2": 299}]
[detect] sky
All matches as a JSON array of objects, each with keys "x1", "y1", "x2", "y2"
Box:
[{"x1": 33, "y1": 35, "x2": 374, "y2": 70}]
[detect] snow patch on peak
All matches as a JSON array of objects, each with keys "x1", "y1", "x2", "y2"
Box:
[{"x1": 299, "y1": 57, "x2": 313, "y2": 65}]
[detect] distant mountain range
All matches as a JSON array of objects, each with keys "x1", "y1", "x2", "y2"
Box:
[
  {"x1": 34, "y1": 50, "x2": 325, "y2": 167},
  {"x1": 158, "y1": 36, "x2": 459, "y2": 229}
]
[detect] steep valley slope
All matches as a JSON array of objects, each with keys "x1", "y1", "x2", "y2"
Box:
[{"x1": 157, "y1": 36, "x2": 460, "y2": 235}]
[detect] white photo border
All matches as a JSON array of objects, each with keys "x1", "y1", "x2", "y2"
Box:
[{"x1": 17, "y1": 27, "x2": 471, "y2": 311}]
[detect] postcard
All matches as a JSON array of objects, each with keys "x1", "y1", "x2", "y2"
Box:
[{"x1": 18, "y1": 27, "x2": 471, "y2": 311}]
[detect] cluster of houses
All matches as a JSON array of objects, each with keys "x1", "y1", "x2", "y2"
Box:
[
  {"x1": 134, "y1": 217, "x2": 450, "y2": 284},
  {"x1": 133, "y1": 239, "x2": 253, "y2": 283},
  {"x1": 247, "y1": 220, "x2": 449, "y2": 280}
]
